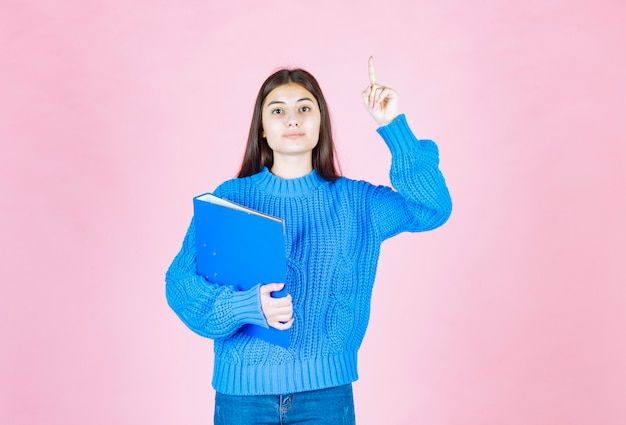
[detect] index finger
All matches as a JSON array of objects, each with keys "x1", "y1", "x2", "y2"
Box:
[{"x1": 368, "y1": 56, "x2": 377, "y2": 85}]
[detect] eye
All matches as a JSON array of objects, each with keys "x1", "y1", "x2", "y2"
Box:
[
  {"x1": 299, "y1": 106, "x2": 311, "y2": 112},
  {"x1": 271, "y1": 108, "x2": 284, "y2": 115}
]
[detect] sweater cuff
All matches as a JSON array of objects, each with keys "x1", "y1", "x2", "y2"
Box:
[
  {"x1": 376, "y1": 114, "x2": 440, "y2": 161},
  {"x1": 230, "y1": 284, "x2": 269, "y2": 329},
  {"x1": 376, "y1": 114, "x2": 417, "y2": 153}
]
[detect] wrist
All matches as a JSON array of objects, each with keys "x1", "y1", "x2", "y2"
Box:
[
  {"x1": 377, "y1": 114, "x2": 400, "y2": 128},
  {"x1": 230, "y1": 284, "x2": 269, "y2": 328}
]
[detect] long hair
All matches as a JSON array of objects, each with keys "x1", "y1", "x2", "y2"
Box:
[{"x1": 237, "y1": 68, "x2": 341, "y2": 181}]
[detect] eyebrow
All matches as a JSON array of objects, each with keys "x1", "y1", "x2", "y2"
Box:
[{"x1": 266, "y1": 97, "x2": 315, "y2": 107}]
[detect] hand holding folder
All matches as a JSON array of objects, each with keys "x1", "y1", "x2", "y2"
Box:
[
  {"x1": 260, "y1": 283, "x2": 294, "y2": 331},
  {"x1": 193, "y1": 193, "x2": 290, "y2": 348}
]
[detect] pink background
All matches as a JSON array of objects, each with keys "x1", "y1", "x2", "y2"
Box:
[{"x1": 2, "y1": 1, "x2": 625, "y2": 424}]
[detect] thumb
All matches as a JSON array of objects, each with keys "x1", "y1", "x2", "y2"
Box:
[
  {"x1": 260, "y1": 283, "x2": 285, "y2": 295},
  {"x1": 361, "y1": 85, "x2": 372, "y2": 105}
]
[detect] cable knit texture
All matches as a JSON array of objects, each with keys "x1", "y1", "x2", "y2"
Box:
[{"x1": 165, "y1": 114, "x2": 452, "y2": 395}]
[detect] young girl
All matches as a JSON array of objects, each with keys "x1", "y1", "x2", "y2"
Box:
[{"x1": 166, "y1": 57, "x2": 452, "y2": 424}]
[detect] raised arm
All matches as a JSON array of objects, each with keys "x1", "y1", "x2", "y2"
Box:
[{"x1": 360, "y1": 57, "x2": 452, "y2": 239}]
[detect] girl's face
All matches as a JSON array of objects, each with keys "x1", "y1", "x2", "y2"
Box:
[{"x1": 261, "y1": 83, "x2": 321, "y2": 165}]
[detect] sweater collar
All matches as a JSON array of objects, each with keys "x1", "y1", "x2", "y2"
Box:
[{"x1": 250, "y1": 167, "x2": 326, "y2": 197}]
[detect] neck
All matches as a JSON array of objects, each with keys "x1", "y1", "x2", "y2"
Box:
[{"x1": 270, "y1": 154, "x2": 313, "y2": 179}]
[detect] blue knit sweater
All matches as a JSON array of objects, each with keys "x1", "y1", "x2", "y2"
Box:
[{"x1": 165, "y1": 114, "x2": 452, "y2": 395}]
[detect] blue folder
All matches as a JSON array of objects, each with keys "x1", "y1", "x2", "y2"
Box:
[{"x1": 193, "y1": 193, "x2": 290, "y2": 348}]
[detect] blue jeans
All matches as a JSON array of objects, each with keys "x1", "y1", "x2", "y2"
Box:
[{"x1": 214, "y1": 383, "x2": 356, "y2": 425}]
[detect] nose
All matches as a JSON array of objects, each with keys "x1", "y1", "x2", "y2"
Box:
[{"x1": 286, "y1": 112, "x2": 299, "y2": 127}]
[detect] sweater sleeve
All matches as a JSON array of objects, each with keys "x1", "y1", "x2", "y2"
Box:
[
  {"x1": 165, "y1": 218, "x2": 269, "y2": 340},
  {"x1": 370, "y1": 114, "x2": 452, "y2": 240}
]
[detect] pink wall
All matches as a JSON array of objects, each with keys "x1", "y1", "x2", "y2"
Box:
[{"x1": 2, "y1": 1, "x2": 625, "y2": 424}]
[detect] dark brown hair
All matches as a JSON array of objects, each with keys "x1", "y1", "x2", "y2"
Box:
[{"x1": 237, "y1": 68, "x2": 341, "y2": 181}]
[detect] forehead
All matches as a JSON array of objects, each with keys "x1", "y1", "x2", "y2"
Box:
[{"x1": 264, "y1": 83, "x2": 317, "y2": 106}]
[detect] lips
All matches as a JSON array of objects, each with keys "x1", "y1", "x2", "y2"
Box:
[{"x1": 284, "y1": 133, "x2": 305, "y2": 139}]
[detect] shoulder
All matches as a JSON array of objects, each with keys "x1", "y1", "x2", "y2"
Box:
[
  {"x1": 212, "y1": 176, "x2": 250, "y2": 199},
  {"x1": 329, "y1": 176, "x2": 386, "y2": 198}
]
